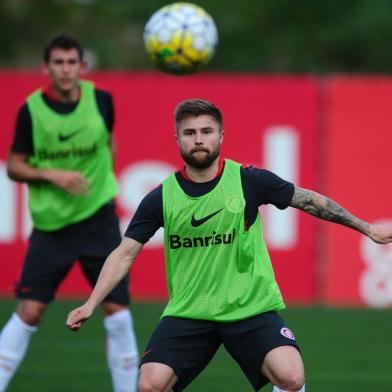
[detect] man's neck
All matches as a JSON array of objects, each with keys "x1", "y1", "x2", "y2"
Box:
[
  {"x1": 47, "y1": 84, "x2": 80, "y2": 103},
  {"x1": 183, "y1": 157, "x2": 222, "y2": 183}
]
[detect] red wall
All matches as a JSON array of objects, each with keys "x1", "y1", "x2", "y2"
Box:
[
  {"x1": 0, "y1": 72, "x2": 318, "y2": 302},
  {"x1": 323, "y1": 78, "x2": 392, "y2": 307},
  {"x1": 6, "y1": 73, "x2": 392, "y2": 307}
]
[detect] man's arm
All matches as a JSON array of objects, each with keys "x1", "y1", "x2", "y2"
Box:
[
  {"x1": 9, "y1": 103, "x2": 89, "y2": 195},
  {"x1": 7, "y1": 152, "x2": 89, "y2": 196},
  {"x1": 290, "y1": 186, "x2": 392, "y2": 244},
  {"x1": 66, "y1": 237, "x2": 143, "y2": 331}
]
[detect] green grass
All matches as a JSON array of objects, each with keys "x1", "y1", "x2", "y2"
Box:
[{"x1": 1, "y1": 299, "x2": 392, "y2": 391}]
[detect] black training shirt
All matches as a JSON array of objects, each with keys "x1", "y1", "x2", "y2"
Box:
[
  {"x1": 125, "y1": 163, "x2": 294, "y2": 244},
  {"x1": 11, "y1": 88, "x2": 114, "y2": 155}
]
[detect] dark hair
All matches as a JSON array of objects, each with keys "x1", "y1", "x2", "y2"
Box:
[
  {"x1": 174, "y1": 99, "x2": 223, "y2": 133},
  {"x1": 43, "y1": 34, "x2": 83, "y2": 62}
]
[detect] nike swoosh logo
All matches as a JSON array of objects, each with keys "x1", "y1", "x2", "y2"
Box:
[
  {"x1": 191, "y1": 208, "x2": 224, "y2": 227},
  {"x1": 58, "y1": 129, "x2": 83, "y2": 142}
]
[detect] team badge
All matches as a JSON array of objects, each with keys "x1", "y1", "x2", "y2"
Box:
[
  {"x1": 225, "y1": 195, "x2": 244, "y2": 213},
  {"x1": 280, "y1": 327, "x2": 295, "y2": 340}
]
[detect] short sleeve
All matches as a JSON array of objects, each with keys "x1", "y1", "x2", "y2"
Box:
[{"x1": 124, "y1": 185, "x2": 163, "y2": 243}]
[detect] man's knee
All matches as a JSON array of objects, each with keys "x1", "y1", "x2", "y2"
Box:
[
  {"x1": 139, "y1": 363, "x2": 177, "y2": 392},
  {"x1": 138, "y1": 378, "x2": 164, "y2": 392},
  {"x1": 274, "y1": 369, "x2": 304, "y2": 391},
  {"x1": 262, "y1": 346, "x2": 304, "y2": 391},
  {"x1": 16, "y1": 300, "x2": 46, "y2": 326},
  {"x1": 102, "y1": 302, "x2": 128, "y2": 317}
]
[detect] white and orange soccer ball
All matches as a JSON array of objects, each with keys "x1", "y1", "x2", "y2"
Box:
[{"x1": 143, "y1": 2, "x2": 218, "y2": 75}]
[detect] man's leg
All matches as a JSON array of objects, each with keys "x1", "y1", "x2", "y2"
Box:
[
  {"x1": 0, "y1": 225, "x2": 75, "y2": 392},
  {"x1": 139, "y1": 362, "x2": 178, "y2": 392},
  {"x1": 0, "y1": 300, "x2": 46, "y2": 392},
  {"x1": 261, "y1": 346, "x2": 305, "y2": 392},
  {"x1": 221, "y1": 312, "x2": 303, "y2": 391},
  {"x1": 140, "y1": 316, "x2": 220, "y2": 392},
  {"x1": 103, "y1": 303, "x2": 139, "y2": 392}
]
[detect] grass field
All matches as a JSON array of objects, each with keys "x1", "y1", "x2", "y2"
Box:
[{"x1": 1, "y1": 299, "x2": 392, "y2": 391}]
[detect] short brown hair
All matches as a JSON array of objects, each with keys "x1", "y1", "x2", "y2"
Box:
[
  {"x1": 43, "y1": 34, "x2": 83, "y2": 62},
  {"x1": 174, "y1": 99, "x2": 223, "y2": 133}
]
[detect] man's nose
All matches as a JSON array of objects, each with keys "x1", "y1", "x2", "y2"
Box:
[
  {"x1": 195, "y1": 132, "x2": 203, "y2": 144},
  {"x1": 62, "y1": 62, "x2": 71, "y2": 73}
]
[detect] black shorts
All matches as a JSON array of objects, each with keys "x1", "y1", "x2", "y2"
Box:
[
  {"x1": 140, "y1": 311, "x2": 300, "y2": 391},
  {"x1": 15, "y1": 201, "x2": 129, "y2": 305}
]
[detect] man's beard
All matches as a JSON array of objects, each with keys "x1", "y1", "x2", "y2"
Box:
[{"x1": 180, "y1": 146, "x2": 220, "y2": 169}]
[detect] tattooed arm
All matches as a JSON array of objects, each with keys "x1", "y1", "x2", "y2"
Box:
[{"x1": 290, "y1": 186, "x2": 392, "y2": 244}]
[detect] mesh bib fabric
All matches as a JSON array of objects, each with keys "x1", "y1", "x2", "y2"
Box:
[
  {"x1": 27, "y1": 81, "x2": 118, "y2": 230},
  {"x1": 162, "y1": 159, "x2": 285, "y2": 321}
]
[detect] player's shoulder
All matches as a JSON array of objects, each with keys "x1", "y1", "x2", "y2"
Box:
[
  {"x1": 91, "y1": 82, "x2": 114, "y2": 111},
  {"x1": 95, "y1": 89, "x2": 113, "y2": 109},
  {"x1": 18, "y1": 100, "x2": 30, "y2": 113},
  {"x1": 95, "y1": 90, "x2": 112, "y2": 103},
  {"x1": 240, "y1": 163, "x2": 288, "y2": 187},
  {"x1": 24, "y1": 86, "x2": 44, "y2": 104},
  {"x1": 240, "y1": 163, "x2": 271, "y2": 178},
  {"x1": 16, "y1": 101, "x2": 31, "y2": 120},
  {"x1": 139, "y1": 183, "x2": 163, "y2": 208},
  {"x1": 81, "y1": 80, "x2": 113, "y2": 102},
  {"x1": 91, "y1": 81, "x2": 112, "y2": 97}
]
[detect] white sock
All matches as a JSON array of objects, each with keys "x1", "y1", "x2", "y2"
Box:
[
  {"x1": 104, "y1": 309, "x2": 139, "y2": 392},
  {"x1": 0, "y1": 313, "x2": 37, "y2": 392},
  {"x1": 272, "y1": 385, "x2": 305, "y2": 392}
]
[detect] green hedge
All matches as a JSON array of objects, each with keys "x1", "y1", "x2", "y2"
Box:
[{"x1": 1, "y1": 0, "x2": 392, "y2": 73}]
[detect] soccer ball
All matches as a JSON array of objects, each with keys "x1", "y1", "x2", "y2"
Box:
[{"x1": 143, "y1": 2, "x2": 218, "y2": 75}]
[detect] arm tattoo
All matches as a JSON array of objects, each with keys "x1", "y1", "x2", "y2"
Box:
[{"x1": 290, "y1": 186, "x2": 370, "y2": 235}]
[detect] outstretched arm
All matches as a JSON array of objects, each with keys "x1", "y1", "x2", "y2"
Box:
[
  {"x1": 7, "y1": 152, "x2": 89, "y2": 196},
  {"x1": 290, "y1": 186, "x2": 392, "y2": 244},
  {"x1": 66, "y1": 237, "x2": 143, "y2": 331}
]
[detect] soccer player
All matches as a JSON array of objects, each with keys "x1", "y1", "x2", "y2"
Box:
[
  {"x1": 66, "y1": 99, "x2": 392, "y2": 392},
  {"x1": 0, "y1": 35, "x2": 138, "y2": 392}
]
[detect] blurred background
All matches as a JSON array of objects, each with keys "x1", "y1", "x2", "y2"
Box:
[
  {"x1": 1, "y1": 0, "x2": 392, "y2": 391},
  {"x1": 2, "y1": 0, "x2": 392, "y2": 73}
]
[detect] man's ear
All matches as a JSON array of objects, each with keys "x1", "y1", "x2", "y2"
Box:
[
  {"x1": 80, "y1": 60, "x2": 88, "y2": 74},
  {"x1": 41, "y1": 61, "x2": 49, "y2": 76},
  {"x1": 220, "y1": 129, "x2": 225, "y2": 144}
]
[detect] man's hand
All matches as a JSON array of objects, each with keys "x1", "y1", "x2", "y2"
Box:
[
  {"x1": 368, "y1": 224, "x2": 392, "y2": 244},
  {"x1": 7, "y1": 153, "x2": 89, "y2": 195},
  {"x1": 44, "y1": 169, "x2": 90, "y2": 195},
  {"x1": 66, "y1": 303, "x2": 94, "y2": 331}
]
